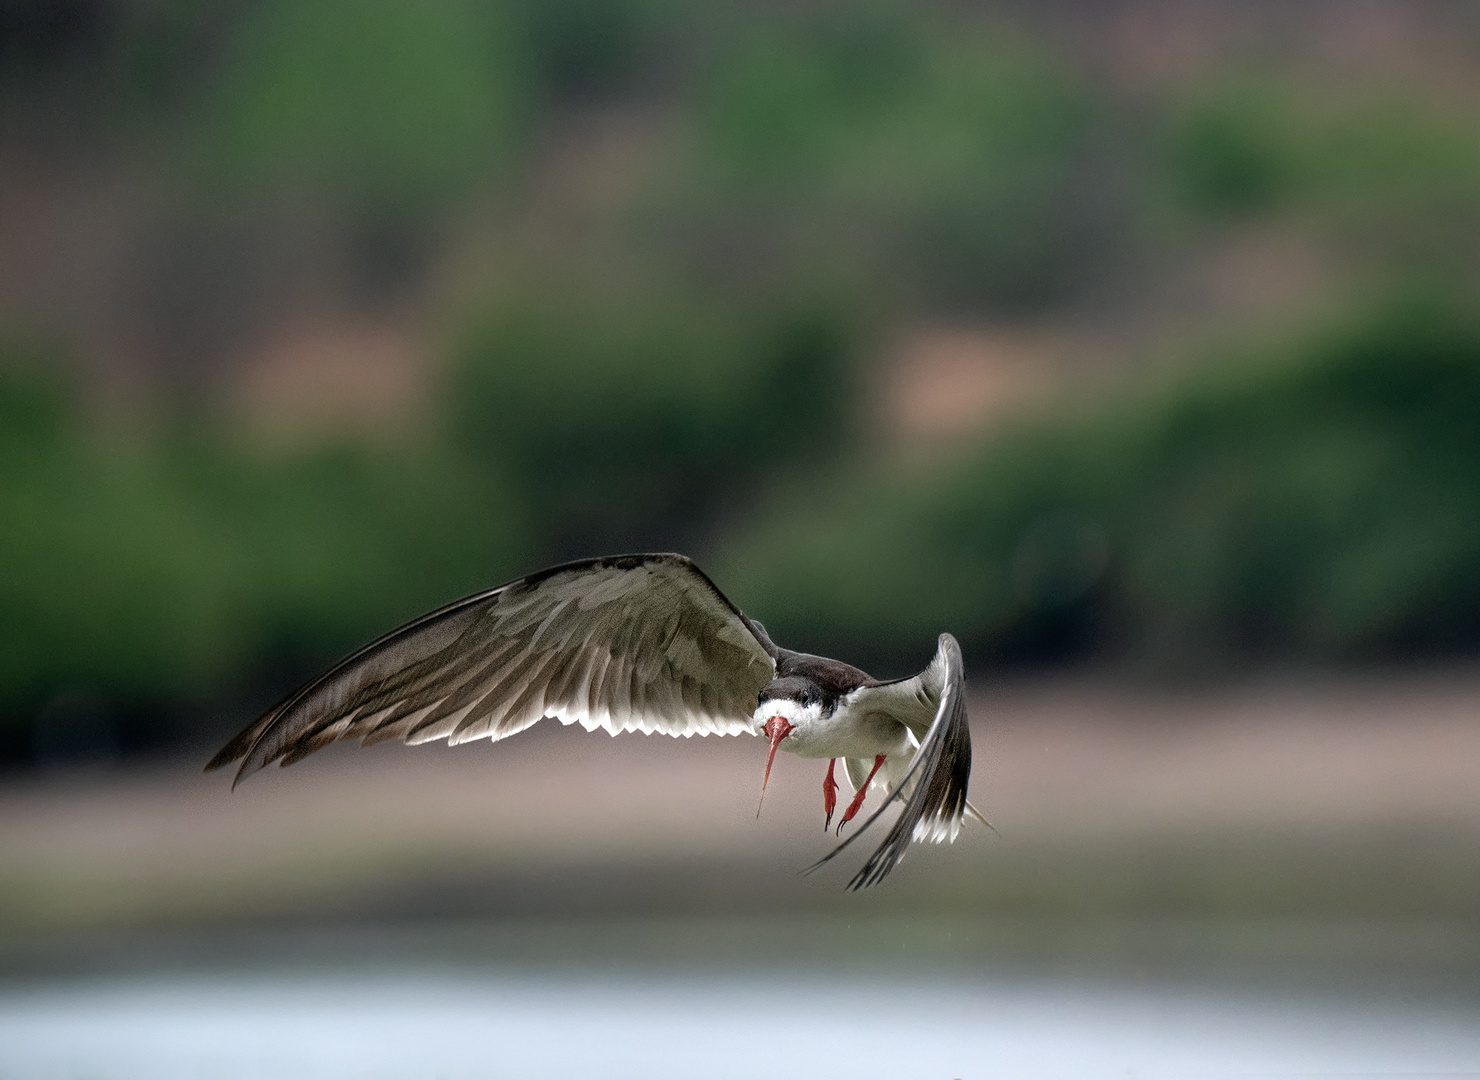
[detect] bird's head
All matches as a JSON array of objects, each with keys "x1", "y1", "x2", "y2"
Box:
[{"x1": 751, "y1": 681, "x2": 821, "y2": 803}]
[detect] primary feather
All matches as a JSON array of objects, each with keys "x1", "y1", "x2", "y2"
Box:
[{"x1": 207, "y1": 554, "x2": 775, "y2": 786}]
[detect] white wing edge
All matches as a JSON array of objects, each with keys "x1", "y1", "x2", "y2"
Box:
[{"x1": 804, "y1": 632, "x2": 974, "y2": 887}]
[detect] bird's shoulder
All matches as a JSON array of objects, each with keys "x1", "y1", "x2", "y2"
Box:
[{"x1": 773, "y1": 649, "x2": 876, "y2": 699}]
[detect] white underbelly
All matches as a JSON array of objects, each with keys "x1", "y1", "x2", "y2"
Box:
[{"x1": 784, "y1": 702, "x2": 915, "y2": 761}]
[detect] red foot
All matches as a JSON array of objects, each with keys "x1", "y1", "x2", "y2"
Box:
[
  {"x1": 822, "y1": 759, "x2": 839, "y2": 831},
  {"x1": 836, "y1": 754, "x2": 886, "y2": 834}
]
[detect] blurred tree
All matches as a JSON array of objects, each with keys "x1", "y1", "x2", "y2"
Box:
[
  {"x1": 718, "y1": 300, "x2": 1480, "y2": 672},
  {"x1": 519, "y1": 0, "x2": 676, "y2": 102},
  {"x1": 197, "y1": 0, "x2": 526, "y2": 212},
  {"x1": 1164, "y1": 77, "x2": 1480, "y2": 272},
  {"x1": 449, "y1": 286, "x2": 853, "y2": 558},
  {"x1": 1163, "y1": 78, "x2": 1303, "y2": 217},
  {"x1": 0, "y1": 349, "x2": 528, "y2": 757},
  {"x1": 683, "y1": 8, "x2": 1106, "y2": 314}
]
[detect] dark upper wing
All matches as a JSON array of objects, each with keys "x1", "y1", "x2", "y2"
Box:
[
  {"x1": 207, "y1": 554, "x2": 777, "y2": 787},
  {"x1": 806, "y1": 633, "x2": 973, "y2": 890}
]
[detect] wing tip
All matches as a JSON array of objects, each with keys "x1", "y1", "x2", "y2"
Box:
[
  {"x1": 203, "y1": 710, "x2": 280, "y2": 783},
  {"x1": 203, "y1": 733, "x2": 257, "y2": 778},
  {"x1": 810, "y1": 631, "x2": 971, "y2": 890},
  {"x1": 203, "y1": 726, "x2": 255, "y2": 771}
]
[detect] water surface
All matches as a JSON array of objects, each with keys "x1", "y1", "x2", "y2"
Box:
[{"x1": 4, "y1": 966, "x2": 1478, "y2": 1079}]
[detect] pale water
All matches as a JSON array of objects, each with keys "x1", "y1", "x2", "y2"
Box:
[{"x1": 3, "y1": 968, "x2": 1478, "y2": 1080}]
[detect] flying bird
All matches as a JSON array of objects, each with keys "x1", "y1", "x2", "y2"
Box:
[{"x1": 207, "y1": 553, "x2": 986, "y2": 888}]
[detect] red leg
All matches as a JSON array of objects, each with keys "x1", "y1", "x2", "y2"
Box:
[
  {"x1": 822, "y1": 758, "x2": 839, "y2": 831},
  {"x1": 836, "y1": 754, "x2": 886, "y2": 834}
]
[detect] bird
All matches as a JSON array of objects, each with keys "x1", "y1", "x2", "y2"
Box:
[{"x1": 206, "y1": 553, "x2": 986, "y2": 889}]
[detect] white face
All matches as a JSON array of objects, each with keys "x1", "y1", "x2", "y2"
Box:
[{"x1": 750, "y1": 696, "x2": 823, "y2": 738}]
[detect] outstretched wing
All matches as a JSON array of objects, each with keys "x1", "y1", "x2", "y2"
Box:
[
  {"x1": 807, "y1": 633, "x2": 973, "y2": 890},
  {"x1": 207, "y1": 554, "x2": 777, "y2": 787}
]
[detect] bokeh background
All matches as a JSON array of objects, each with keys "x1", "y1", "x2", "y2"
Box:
[{"x1": 4, "y1": 1, "x2": 1480, "y2": 1075}]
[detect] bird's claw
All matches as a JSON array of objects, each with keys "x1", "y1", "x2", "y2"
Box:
[
  {"x1": 834, "y1": 753, "x2": 885, "y2": 836},
  {"x1": 822, "y1": 758, "x2": 838, "y2": 832}
]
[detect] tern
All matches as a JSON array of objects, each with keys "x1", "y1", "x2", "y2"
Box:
[{"x1": 207, "y1": 553, "x2": 986, "y2": 888}]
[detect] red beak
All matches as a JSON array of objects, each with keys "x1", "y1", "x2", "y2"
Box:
[
  {"x1": 756, "y1": 714, "x2": 795, "y2": 818},
  {"x1": 761, "y1": 715, "x2": 795, "y2": 790}
]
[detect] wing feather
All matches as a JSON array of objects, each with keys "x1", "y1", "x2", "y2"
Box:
[
  {"x1": 806, "y1": 633, "x2": 975, "y2": 889},
  {"x1": 207, "y1": 554, "x2": 776, "y2": 786}
]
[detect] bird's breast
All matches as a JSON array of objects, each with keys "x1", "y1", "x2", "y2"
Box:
[{"x1": 783, "y1": 701, "x2": 913, "y2": 760}]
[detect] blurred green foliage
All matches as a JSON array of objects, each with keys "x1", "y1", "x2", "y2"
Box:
[
  {"x1": 718, "y1": 302, "x2": 1480, "y2": 672},
  {"x1": 0, "y1": 355, "x2": 525, "y2": 739},
  {"x1": 686, "y1": 14, "x2": 1101, "y2": 310},
  {"x1": 451, "y1": 287, "x2": 853, "y2": 555},
  {"x1": 1165, "y1": 78, "x2": 1480, "y2": 260},
  {"x1": 521, "y1": 0, "x2": 677, "y2": 100},
  {"x1": 198, "y1": 0, "x2": 525, "y2": 209},
  {"x1": 1166, "y1": 80, "x2": 1298, "y2": 216}
]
